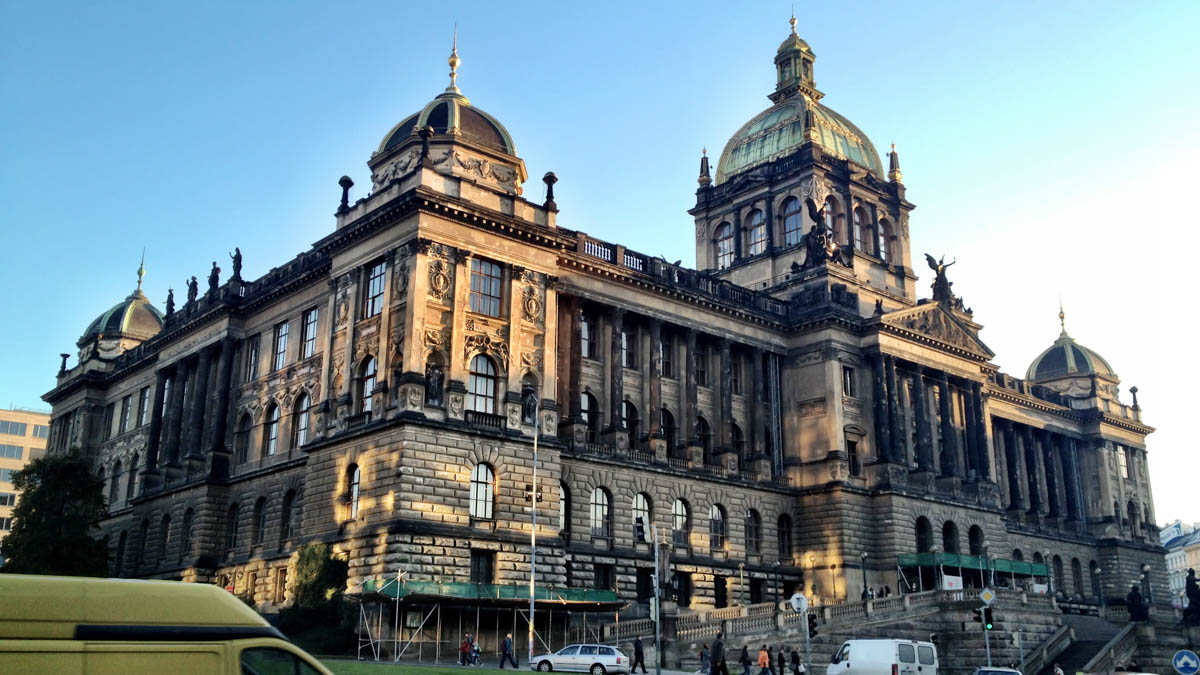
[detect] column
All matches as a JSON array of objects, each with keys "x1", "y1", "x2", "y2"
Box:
[
  {"x1": 872, "y1": 354, "x2": 892, "y2": 464},
  {"x1": 937, "y1": 371, "x2": 959, "y2": 477},
  {"x1": 185, "y1": 349, "x2": 211, "y2": 459},
  {"x1": 912, "y1": 368, "x2": 934, "y2": 472},
  {"x1": 732, "y1": 209, "x2": 743, "y2": 259},
  {"x1": 962, "y1": 383, "x2": 978, "y2": 479},
  {"x1": 209, "y1": 338, "x2": 236, "y2": 455},
  {"x1": 1021, "y1": 425, "x2": 1042, "y2": 515},
  {"x1": 767, "y1": 352, "x2": 783, "y2": 476},
  {"x1": 1002, "y1": 420, "x2": 1023, "y2": 510},
  {"x1": 749, "y1": 347, "x2": 764, "y2": 457},
  {"x1": 718, "y1": 339, "x2": 733, "y2": 456},
  {"x1": 164, "y1": 360, "x2": 188, "y2": 465},
  {"x1": 971, "y1": 383, "x2": 990, "y2": 479},
  {"x1": 1041, "y1": 431, "x2": 1061, "y2": 517},
  {"x1": 568, "y1": 298, "x2": 583, "y2": 421},
  {"x1": 885, "y1": 356, "x2": 903, "y2": 464},
  {"x1": 608, "y1": 308, "x2": 624, "y2": 430},
  {"x1": 684, "y1": 329, "x2": 698, "y2": 449},
  {"x1": 648, "y1": 319, "x2": 663, "y2": 439},
  {"x1": 1059, "y1": 435, "x2": 1080, "y2": 521},
  {"x1": 143, "y1": 370, "x2": 168, "y2": 477},
  {"x1": 764, "y1": 194, "x2": 775, "y2": 254}
]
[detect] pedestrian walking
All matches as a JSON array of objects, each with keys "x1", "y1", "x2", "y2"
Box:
[
  {"x1": 738, "y1": 646, "x2": 751, "y2": 675},
  {"x1": 631, "y1": 636, "x2": 648, "y2": 674},
  {"x1": 711, "y1": 632, "x2": 728, "y2": 675},
  {"x1": 459, "y1": 633, "x2": 471, "y2": 666},
  {"x1": 698, "y1": 644, "x2": 710, "y2": 675},
  {"x1": 775, "y1": 646, "x2": 785, "y2": 675},
  {"x1": 499, "y1": 632, "x2": 518, "y2": 668},
  {"x1": 472, "y1": 639, "x2": 482, "y2": 666},
  {"x1": 757, "y1": 645, "x2": 771, "y2": 675},
  {"x1": 790, "y1": 647, "x2": 801, "y2": 675}
]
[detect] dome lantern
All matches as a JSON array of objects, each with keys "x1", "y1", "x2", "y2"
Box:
[
  {"x1": 771, "y1": 13, "x2": 821, "y2": 105},
  {"x1": 77, "y1": 259, "x2": 165, "y2": 357}
]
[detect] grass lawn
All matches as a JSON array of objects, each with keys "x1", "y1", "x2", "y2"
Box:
[{"x1": 320, "y1": 660, "x2": 525, "y2": 675}]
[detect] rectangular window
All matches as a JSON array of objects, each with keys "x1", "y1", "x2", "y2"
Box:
[
  {"x1": 119, "y1": 395, "x2": 132, "y2": 434},
  {"x1": 847, "y1": 439, "x2": 861, "y2": 477},
  {"x1": 138, "y1": 387, "x2": 151, "y2": 427},
  {"x1": 274, "y1": 567, "x2": 288, "y2": 605},
  {"x1": 363, "y1": 260, "x2": 387, "y2": 318},
  {"x1": 621, "y1": 327, "x2": 637, "y2": 369},
  {"x1": 731, "y1": 358, "x2": 742, "y2": 395},
  {"x1": 0, "y1": 469, "x2": 17, "y2": 482},
  {"x1": 636, "y1": 567, "x2": 654, "y2": 601},
  {"x1": 468, "y1": 258, "x2": 503, "y2": 317},
  {"x1": 101, "y1": 404, "x2": 115, "y2": 441},
  {"x1": 0, "y1": 517, "x2": 12, "y2": 531},
  {"x1": 245, "y1": 335, "x2": 260, "y2": 381},
  {"x1": 842, "y1": 366, "x2": 857, "y2": 398},
  {"x1": 0, "y1": 445, "x2": 23, "y2": 460},
  {"x1": 272, "y1": 322, "x2": 289, "y2": 372},
  {"x1": 594, "y1": 563, "x2": 615, "y2": 591},
  {"x1": 696, "y1": 346, "x2": 708, "y2": 387},
  {"x1": 0, "y1": 492, "x2": 14, "y2": 507},
  {"x1": 659, "y1": 337, "x2": 674, "y2": 377},
  {"x1": 580, "y1": 314, "x2": 595, "y2": 359},
  {"x1": 1117, "y1": 445, "x2": 1129, "y2": 479},
  {"x1": 300, "y1": 308, "x2": 318, "y2": 359},
  {"x1": 0, "y1": 420, "x2": 27, "y2": 437},
  {"x1": 469, "y1": 550, "x2": 496, "y2": 584},
  {"x1": 32, "y1": 424, "x2": 48, "y2": 438}
]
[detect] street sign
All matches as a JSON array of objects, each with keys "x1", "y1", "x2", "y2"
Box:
[
  {"x1": 1174, "y1": 649, "x2": 1199, "y2": 675},
  {"x1": 978, "y1": 588, "x2": 996, "y2": 605},
  {"x1": 790, "y1": 593, "x2": 808, "y2": 613}
]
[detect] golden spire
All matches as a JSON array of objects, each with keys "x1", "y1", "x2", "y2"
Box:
[
  {"x1": 1058, "y1": 300, "x2": 1068, "y2": 337},
  {"x1": 136, "y1": 248, "x2": 146, "y2": 293},
  {"x1": 446, "y1": 25, "x2": 461, "y2": 94},
  {"x1": 789, "y1": 12, "x2": 797, "y2": 35}
]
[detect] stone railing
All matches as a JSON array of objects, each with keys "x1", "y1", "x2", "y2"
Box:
[
  {"x1": 1081, "y1": 623, "x2": 1137, "y2": 674},
  {"x1": 1025, "y1": 624, "x2": 1073, "y2": 675},
  {"x1": 607, "y1": 617, "x2": 655, "y2": 641},
  {"x1": 565, "y1": 442, "x2": 790, "y2": 489}
]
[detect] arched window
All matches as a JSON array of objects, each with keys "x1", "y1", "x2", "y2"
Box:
[
  {"x1": 915, "y1": 516, "x2": 933, "y2": 553},
  {"x1": 280, "y1": 490, "x2": 296, "y2": 545},
  {"x1": 347, "y1": 464, "x2": 361, "y2": 519},
  {"x1": 109, "y1": 461, "x2": 121, "y2": 504},
  {"x1": 1088, "y1": 560, "x2": 1100, "y2": 599},
  {"x1": 559, "y1": 482, "x2": 571, "y2": 538},
  {"x1": 623, "y1": 400, "x2": 640, "y2": 448},
  {"x1": 709, "y1": 504, "x2": 727, "y2": 552},
  {"x1": 235, "y1": 415, "x2": 252, "y2": 464},
  {"x1": 291, "y1": 394, "x2": 310, "y2": 448},
  {"x1": 263, "y1": 404, "x2": 280, "y2": 457},
  {"x1": 1033, "y1": 551, "x2": 1044, "y2": 564},
  {"x1": 470, "y1": 464, "x2": 495, "y2": 520},
  {"x1": 1071, "y1": 558, "x2": 1083, "y2": 598},
  {"x1": 661, "y1": 408, "x2": 677, "y2": 453},
  {"x1": 777, "y1": 514, "x2": 793, "y2": 560},
  {"x1": 115, "y1": 530, "x2": 128, "y2": 576},
  {"x1": 181, "y1": 508, "x2": 194, "y2": 559},
  {"x1": 1053, "y1": 555, "x2": 1065, "y2": 594},
  {"x1": 138, "y1": 519, "x2": 150, "y2": 566},
  {"x1": 581, "y1": 392, "x2": 600, "y2": 442},
  {"x1": 225, "y1": 504, "x2": 239, "y2": 555},
  {"x1": 632, "y1": 493, "x2": 651, "y2": 542},
  {"x1": 782, "y1": 198, "x2": 803, "y2": 246},
  {"x1": 358, "y1": 357, "x2": 377, "y2": 414},
  {"x1": 745, "y1": 509, "x2": 762, "y2": 554},
  {"x1": 1013, "y1": 548, "x2": 1024, "y2": 562},
  {"x1": 590, "y1": 487, "x2": 611, "y2": 538},
  {"x1": 732, "y1": 423, "x2": 745, "y2": 458},
  {"x1": 672, "y1": 499, "x2": 690, "y2": 546},
  {"x1": 942, "y1": 521, "x2": 960, "y2": 554},
  {"x1": 746, "y1": 210, "x2": 767, "y2": 256},
  {"x1": 697, "y1": 416, "x2": 712, "y2": 461},
  {"x1": 126, "y1": 453, "x2": 138, "y2": 499},
  {"x1": 714, "y1": 223, "x2": 734, "y2": 269},
  {"x1": 968, "y1": 525, "x2": 984, "y2": 555},
  {"x1": 852, "y1": 206, "x2": 871, "y2": 253},
  {"x1": 158, "y1": 513, "x2": 171, "y2": 562},
  {"x1": 878, "y1": 219, "x2": 893, "y2": 263},
  {"x1": 824, "y1": 196, "x2": 845, "y2": 245},
  {"x1": 467, "y1": 355, "x2": 497, "y2": 414},
  {"x1": 252, "y1": 497, "x2": 267, "y2": 546}
]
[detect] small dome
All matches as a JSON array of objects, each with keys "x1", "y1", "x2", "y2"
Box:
[
  {"x1": 1026, "y1": 330, "x2": 1116, "y2": 381},
  {"x1": 78, "y1": 286, "x2": 164, "y2": 348},
  {"x1": 778, "y1": 32, "x2": 812, "y2": 55}
]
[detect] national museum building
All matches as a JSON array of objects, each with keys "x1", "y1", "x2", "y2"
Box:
[{"x1": 45, "y1": 22, "x2": 1164, "y2": 616}]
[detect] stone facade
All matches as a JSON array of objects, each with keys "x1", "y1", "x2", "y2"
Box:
[{"x1": 44, "y1": 23, "x2": 1164, "y2": 622}]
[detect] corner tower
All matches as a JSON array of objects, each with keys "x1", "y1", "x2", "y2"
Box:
[{"x1": 691, "y1": 18, "x2": 917, "y2": 316}]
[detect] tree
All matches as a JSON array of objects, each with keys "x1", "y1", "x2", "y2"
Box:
[
  {"x1": 292, "y1": 542, "x2": 349, "y2": 609},
  {"x1": 0, "y1": 454, "x2": 109, "y2": 576}
]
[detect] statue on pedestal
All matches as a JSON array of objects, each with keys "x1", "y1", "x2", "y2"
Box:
[
  {"x1": 165, "y1": 289, "x2": 175, "y2": 317},
  {"x1": 1184, "y1": 568, "x2": 1200, "y2": 625},
  {"x1": 185, "y1": 276, "x2": 199, "y2": 305},
  {"x1": 229, "y1": 247, "x2": 243, "y2": 281},
  {"x1": 926, "y1": 254, "x2": 957, "y2": 303},
  {"x1": 424, "y1": 362, "x2": 445, "y2": 407},
  {"x1": 207, "y1": 261, "x2": 221, "y2": 294}
]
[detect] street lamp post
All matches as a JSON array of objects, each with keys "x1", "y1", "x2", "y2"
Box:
[
  {"x1": 773, "y1": 561, "x2": 781, "y2": 613},
  {"x1": 809, "y1": 554, "x2": 816, "y2": 598},
  {"x1": 738, "y1": 562, "x2": 746, "y2": 607},
  {"x1": 1141, "y1": 563, "x2": 1152, "y2": 604},
  {"x1": 932, "y1": 546, "x2": 941, "y2": 591},
  {"x1": 860, "y1": 552, "x2": 869, "y2": 601},
  {"x1": 982, "y1": 540, "x2": 992, "y2": 588},
  {"x1": 1045, "y1": 550, "x2": 1054, "y2": 597},
  {"x1": 527, "y1": 403, "x2": 541, "y2": 667}
]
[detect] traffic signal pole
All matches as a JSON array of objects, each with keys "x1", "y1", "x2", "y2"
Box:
[
  {"x1": 652, "y1": 524, "x2": 661, "y2": 675},
  {"x1": 982, "y1": 605, "x2": 991, "y2": 667},
  {"x1": 803, "y1": 609, "x2": 812, "y2": 675}
]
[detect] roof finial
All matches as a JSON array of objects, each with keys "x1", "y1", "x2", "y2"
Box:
[
  {"x1": 446, "y1": 24, "x2": 461, "y2": 94},
  {"x1": 698, "y1": 147, "x2": 712, "y2": 187},
  {"x1": 136, "y1": 248, "x2": 146, "y2": 293},
  {"x1": 789, "y1": 7, "x2": 798, "y2": 35},
  {"x1": 887, "y1": 142, "x2": 903, "y2": 183},
  {"x1": 1058, "y1": 299, "x2": 1068, "y2": 337}
]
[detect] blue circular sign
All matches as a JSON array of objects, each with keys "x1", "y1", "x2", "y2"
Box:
[{"x1": 1174, "y1": 649, "x2": 1200, "y2": 675}]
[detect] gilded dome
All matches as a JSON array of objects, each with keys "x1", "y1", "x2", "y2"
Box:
[
  {"x1": 1025, "y1": 329, "x2": 1116, "y2": 382},
  {"x1": 79, "y1": 289, "x2": 164, "y2": 348},
  {"x1": 715, "y1": 98, "x2": 883, "y2": 184}
]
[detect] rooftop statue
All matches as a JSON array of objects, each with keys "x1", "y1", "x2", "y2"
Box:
[
  {"x1": 926, "y1": 253, "x2": 956, "y2": 303},
  {"x1": 229, "y1": 247, "x2": 243, "y2": 281}
]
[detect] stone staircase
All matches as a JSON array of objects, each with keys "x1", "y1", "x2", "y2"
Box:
[{"x1": 1033, "y1": 615, "x2": 1121, "y2": 675}]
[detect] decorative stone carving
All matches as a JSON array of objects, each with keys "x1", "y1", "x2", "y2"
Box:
[
  {"x1": 353, "y1": 335, "x2": 375, "y2": 364},
  {"x1": 798, "y1": 397, "x2": 826, "y2": 417},
  {"x1": 521, "y1": 285, "x2": 542, "y2": 323},
  {"x1": 392, "y1": 255, "x2": 409, "y2": 303},
  {"x1": 464, "y1": 332, "x2": 509, "y2": 371},
  {"x1": 695, "y1": 223, "x2": 706, "y2": 242},
  {"x1": 371, "y1": 149, "x2": 420, "y2": 190},
  {"x1": 798, "y1": 174, "x2": 832, "y2": 206},
  {"x1": 449, "y1": 393, "x2": 464, "y2": 417},
  {"x1": 428, "y1": 259, "x2": 452, "y2": 303},
  {"x1": 406, "y1": 387, "x2": 422, "y2": 410},
  {"x1": 542, "y1": 411, "x2": 556, "y2": 436},
  {"x1": 520, "y1": 350, "x2": 543, "y2": 373},
  {"x1": 882, "y1": 304, "x2": 991, "y2": 355},
  {"x1": 507, "y1": 405, "x2": 521, "y2": 429},
  {"x1": 334, "y1": 275, "x2": 351, "y2": 330},
  {"x1": 425, "y1": 363, "x2": 444, "y2": 407},
  {"x1": 521, "y1": 387, "x2": 538, "y2": 424},
  {"x1": 432, "y1": 149, "x2": 520, "y2": 193},
  {"x1": 423, "y1": 327, "x2": 449, "y2": 353}
]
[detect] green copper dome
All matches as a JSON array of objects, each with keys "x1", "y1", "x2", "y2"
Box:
[
  {"x1": 715, "y1": 98, "x2": 883, "y2": 184},
  {"x1": 1025, "y1": 324, "x2": 1116, "y2": 382},
  {"x1": 79, "y1": 289, "x2": 164, "y2": 348}
]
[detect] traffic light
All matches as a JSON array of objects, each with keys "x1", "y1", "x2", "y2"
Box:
[
  {"x1": 983, "y1": 608, "x2": 994, "y2": 631},
  {"x1": 807, "y1": 612, "x2": 819, "y2": 638},
  {"x1": 634, "y1": 516, "x2": 646, "y2": 544},
  {"x1": 972, "y1": 608, "x2": 983, "y2": 626},
  {"x1": 929, "y1": 633, "x2": 939, "y2": 648}
]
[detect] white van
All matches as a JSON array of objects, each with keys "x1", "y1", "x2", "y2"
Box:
[{"x1": 827, "y1": 639, "x2": 938, "y2": 675}]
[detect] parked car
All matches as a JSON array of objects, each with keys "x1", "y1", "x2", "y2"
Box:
[
  {"x1": 530, "y1": 643, "x2": 629, "y2": 674},
  {"x1": 0, "y1": 574, "x2": 331, "y2": 675},
  {"x1": 971, "y1": 668, "x2": 1022, "y2": 675},
  {"x1": 827, "y1": 639, "x2": 938, "y2": 675}
]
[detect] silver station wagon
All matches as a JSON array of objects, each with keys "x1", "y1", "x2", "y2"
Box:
[{"x1": 530, "y1": 644, "x2": 630, "y2": 674}]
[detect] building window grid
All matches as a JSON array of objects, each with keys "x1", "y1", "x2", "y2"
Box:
[
  {"x1": 696, "y1": 346, "x2": 709, "y2": 387},
  {"x1": 0, "y1": 445, "x2": 23, "y2": 460},
  {"x1": 1117, "y1": 445, "x2": 1129, "y2": 479},
  {"x1": 745, "y1": 509, "x2": 762, "y2": 554},
  {"x1": 746, "y1": 210, "x2": 767, "y2": 255},
  {"x1": 359, "y1": 358, "x2": 377, "y2": 414},
  {"x1": 714, "y1": 224, "x2": 734, "y2": 269},
  {"x1": 32, "y1": 424, "x2": 48, "y2": 438},
  {"x1": 245, "y1": 336, "x2": 260, "y2": 381},
  {"x1": 138, "y1": 387, "x2": 150, "y2": 427},
  {"x1": 348, "y1": 465, "x2": 361, "y2": 519},
  {"x1": 580, "y1": 314, "x2": 595, "y2": 359},
  {"x1": 469, "y1": 464, "x2": 495, "y2": 520},
  {"x1": 709, "y1": 505, "x2": 727, "y2": 552},
  {"x1": 363, "y1": 261, "x2": 387, "y2": 318},
  {"x1": 632, "y1": 493, "x2": 651, "y2": 543},
  {"x1": 782, "y1": 198, "x2": 803, "y2": 246},
  {"x1": 466, "y1": 355, "x2": 498, "y2": 414},
  {"x1": 272, "y1": 322, "x2": 289, "y2": 372},
  {"x1": 469, "y1": 258, "x2": 503, "y2": 317},
  {"x1": 590, "y1": 488, "x2": 611, "y2": 538},
  {"x1": 118, "y1": 396, "x2": 132, "y2": 434},
  {"x1": 292, "y1": 396, "x2": 310, "y2": 448},
  {"x1": 621, "y1": 328, "x2": 637, "y2": 369},
  {"x1": 659, "y1": 337, "x2": 674, "y2": 377},
  {"x1": 0, "y1": 420, "x2": 28, "y2": 436},
  {"x1": 264, "y1": 405, "x2": 280, "y2": 456},
  {"x1": 101, "y1": 404, "x2": 115, "y2": 441},
  {"x1": 300, "y1": 308, "x2": 318, "y2": 359}
]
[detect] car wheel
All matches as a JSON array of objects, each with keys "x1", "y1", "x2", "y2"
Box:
[
  {"x1": 591, "y1": 665, "x2": 606, "y2": 675},
  {"x1": 538, "y1": 661, "x2": 553, "y2": 672}
]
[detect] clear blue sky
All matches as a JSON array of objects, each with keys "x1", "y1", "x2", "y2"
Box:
[{"x1": 2, "y1": 1, "x2": 1197, "y2": 522}]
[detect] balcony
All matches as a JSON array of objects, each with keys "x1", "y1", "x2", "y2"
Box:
[{"x1": 464, "y1": 410, "x2": 507, "y2": 431}]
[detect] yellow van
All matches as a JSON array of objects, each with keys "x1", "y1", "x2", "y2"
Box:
[{"x1": 0, "y1": 574, "x2": 333, "y2": 674}]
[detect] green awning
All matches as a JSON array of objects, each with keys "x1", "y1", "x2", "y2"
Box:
[
  {"x1": 897, "y1": 553, "x2": 1048, "y2": 577},
  {"x1": 359, "y1": 579, "x2": 621, "y2": 606}
]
